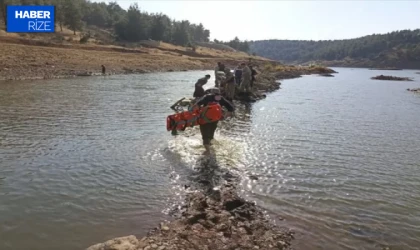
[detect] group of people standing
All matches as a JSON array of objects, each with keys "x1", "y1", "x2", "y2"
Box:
[
  {"x1": 194, "y1": 62, "x2": 258, "y2": 102},
  {"x1": 217, "y1": 62, "x2": 258, "y2": 99},
  {"x1": 190, "y1": 61, "x2": 257, "y2": 154}
]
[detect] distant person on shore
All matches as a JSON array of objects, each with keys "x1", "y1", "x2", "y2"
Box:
[
  {"x1": 240, "y1": 63, "x2": 252, "y2": 93},
  {"x1": 250, "y1": 65, "x2": 258, "y2": 88},
  {"x1": 223, "y1": 68, "x2": 235, "y2": 101},
  {"x1": 193, "y1": 74, "x2": 211, "y2": 99},
  {"x1": 101, "y1": 65, "x2": 106, "y2": 75},
  {"x1": 214, "y1": 62, "x2": 225, "y2": 87},
  {"x1": 234, "y1": 64, "x2": 243, "y2": 86}
]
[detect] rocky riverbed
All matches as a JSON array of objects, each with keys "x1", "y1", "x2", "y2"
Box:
[
  {"x1": 87, "y1": 152, "x2": 295, "y2": 250},
  {"x1": 87, "y1": 182, "x2": 294, "y2": 250}
]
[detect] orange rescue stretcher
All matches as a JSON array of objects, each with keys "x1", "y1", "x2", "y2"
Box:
[{"x1": 166, "y1": 103, "x2": 223, "y2": 132}]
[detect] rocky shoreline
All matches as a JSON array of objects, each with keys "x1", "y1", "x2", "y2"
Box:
[
  {"x1": 239, "y1": 64, "x2": 337, "y2": 101},
  {"x1": 371, "y1": 75, "x2": 413, "y2": 81}
]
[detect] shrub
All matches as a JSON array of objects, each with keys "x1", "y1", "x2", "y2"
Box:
[{"x1": 80, "y1": 32, "x2": 91, "y2": 44}]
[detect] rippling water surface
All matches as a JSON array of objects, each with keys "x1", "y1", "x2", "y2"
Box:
[{"x1": 1, "y1": 68, "x2": 420, "y2": 250}]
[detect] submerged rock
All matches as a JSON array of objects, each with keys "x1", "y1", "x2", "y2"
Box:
[
  {"x1": 319, "y1": 73, "x2": 334, "y2": 77},
  {"x1": 371, "y1": 75, "x2": 413, "y2": 81},
  {"x1": 407, "y1": 88, "x2": 420, "y2": 93},
  {"x1": 76, "y1": 71, "x2": 93, "y2": 77},
  {"x1": 86, "y1": 235, "x2": 139, "y2": 250}
]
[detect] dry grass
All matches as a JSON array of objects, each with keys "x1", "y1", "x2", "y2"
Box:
[
  {"x1": 0, "y1": 32, "x2": 273, "y2": 80},
  {"x1": 2, "y1": 25, "x2": 333, "y2": 81}
]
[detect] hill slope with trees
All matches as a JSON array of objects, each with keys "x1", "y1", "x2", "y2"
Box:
[
  {"x1": 0, "y1": 0, "x2": 274, "y2": 80},
  {"x1": 1, "y1": 0, "x2": 211, "y2": 46},
  {"x1": 250, "y1": 30, "x2": 420, "y2": 69}
]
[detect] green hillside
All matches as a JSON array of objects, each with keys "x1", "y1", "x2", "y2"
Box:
[
  {"x1": 0, "y1": 0, "x2": 210, "y2": 46},
  {"x1": 250, "y1": 29, "x2": 420, "y2": 69}
]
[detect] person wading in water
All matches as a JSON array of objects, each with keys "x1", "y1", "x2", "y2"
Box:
[
  {"x1": 193, "y1": 74, "x2": 211, "y2": 105},
  {"x1": 192, "y1": 87, "x2": 234, "y2": 154}
]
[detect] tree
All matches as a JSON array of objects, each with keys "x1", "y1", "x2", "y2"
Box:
[
  {"x1": 0, "y1": 0, "x2": 18, "y2": 26},
  {"x1": 125, "y1": 3, "x2": 148, "y2": 41},
  {"x1": 215, "y1": 37, "x2": 250, "y2": 53},
  {"x1": 203, "y1": 29, "x2": 210, "y2": 42},
  {"x1": 0, "y1": 1, "x2": 6, "y2": 25},
  {"x1": 106, "y1": 1, "x2": 126, "y2": 27},
  {"x1": 150, "y1": 14, "x2": 168, "y2": 41},
  {"x1": 249, "y1": 28, "x2": 420, "y2": 67},
  {"x1": 228, "y1": 36, "x2": 241, "y2": 50},
  {"x1": 85, "y1": 2, "x2": 110, "y2": 28},
  {"x1": 238, "y1": 40, "x2": 250, "y2": 53},
  {"x1": 192, "y1": 23, "x2": 204, "y2": 42},
  {"x1": 114, "y1": 17, "x2": 128, "y2": 41},
  {"x1": 55, "y1": 0, "x2": 65, "y2": 31},
  {"x1": 114, "y1": 3, "x2": 148, "y2": 42},
  {"x1": 172, "y1": 20, "x2": 190, "y2": 46},
  {"x1": 64, "y1": 0, "x2": 83, "y2": 35},
  {"x1": 0, "y1": 0, "x2": 215, "y2": 48}
]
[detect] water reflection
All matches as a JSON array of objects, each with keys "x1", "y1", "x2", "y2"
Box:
[{"x1": 219, "y1": 102, "x2": 253, "y2": 137}]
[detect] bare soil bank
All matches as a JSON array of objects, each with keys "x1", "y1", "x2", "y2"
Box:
[
  {"x1": 0, "y1": 36, "x2": 335, "y2": 84},
  {"x1": 0, "y1": 36, "x2": 269, "y2": 81}
]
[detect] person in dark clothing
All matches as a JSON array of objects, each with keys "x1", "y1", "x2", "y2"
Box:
[
  {"x1": 250, "y1": 66, "x2": 258, "y2": 88},
  {"x1": 219, "y1": 63, "x2": 225, "y2": 72},
  {"x1": 234, "y1": 65, "x2": 243, "y2": 86},
  {"x1": 193, "y1": 74, "x2": 211, "y2": 99},
  {"x1": 193, "y1": 87, "x2": 234, "y2": 153},
  {"x1": 101, "y1": 65, "x2": 106, "y2": 75}
]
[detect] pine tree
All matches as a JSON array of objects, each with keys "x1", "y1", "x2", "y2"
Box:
[
  {"x1": 64, "y1": 0, "x2": 83, "y2": 35},
  {"x1": 150, "y1": 14, "x2": 167, "y2": 41},
  {"x1": 172, "y1": 21, "x2": 190, "y2": 46}
]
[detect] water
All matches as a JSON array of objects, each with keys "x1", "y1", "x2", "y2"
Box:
[{"x1": 1, "y1": 68, "x2": 420, "y2": 250}]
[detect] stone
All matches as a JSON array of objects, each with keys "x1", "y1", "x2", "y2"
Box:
[
  {"x1": 278, "y1": 240, "x2": 287, "y2": 247},
  {"x1": 86, "y1": 235, "x2": 138, "y2": 250}
]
